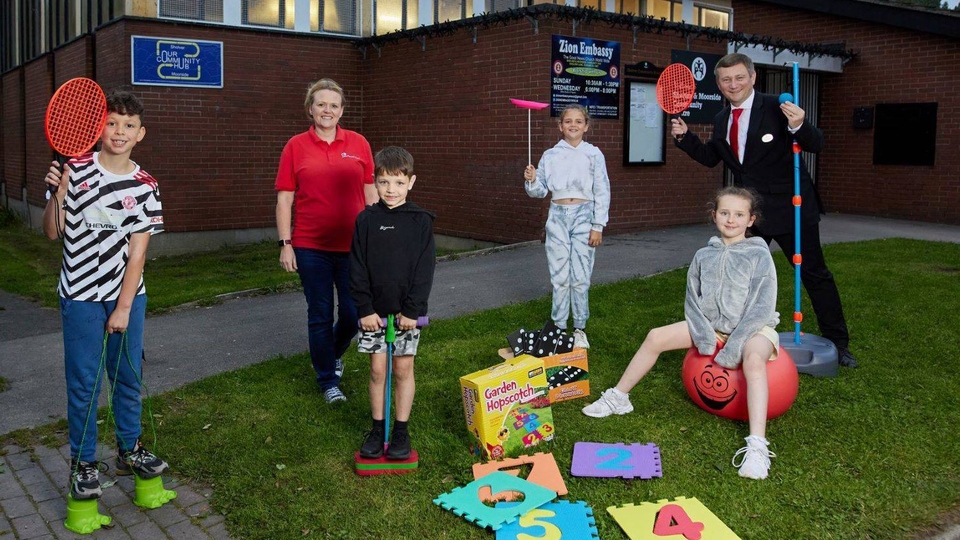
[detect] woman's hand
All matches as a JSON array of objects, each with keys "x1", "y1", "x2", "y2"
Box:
[{"x1": 279, "y1": 245, "x2": 297, "y2": 272}]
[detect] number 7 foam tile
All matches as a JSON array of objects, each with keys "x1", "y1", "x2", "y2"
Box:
[
  {"x1": 472, "y1": 452, "x2": 568, "y2": 501},
  {"x1": 495, "y1": 500, "x2": 599, "y2": 540},
  {"x1": 570, "y1": 442, "x2": 662, "y2": 479},
  {"x1": 607, "y1": 496, "x2": 740, "y2": 540},
  {"x1": 433, "y1": 471, "x2": 557, "y2": 531}
]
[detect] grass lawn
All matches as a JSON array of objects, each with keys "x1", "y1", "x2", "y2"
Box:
[
  {"x1": 7, "y1": 238, "x2": 951, "y2": 539},
  {"x1": 0, "y1": 209, "x2": 467, "y2": 313}
]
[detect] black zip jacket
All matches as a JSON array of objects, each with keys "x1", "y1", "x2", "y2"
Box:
[{"x1": 349, "y1": 200, "x2": 436, "y2": 320}]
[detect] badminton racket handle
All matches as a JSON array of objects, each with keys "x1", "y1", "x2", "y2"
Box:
[{"x1": 47, "y1": 156, "x2": 69, "y2": 195}]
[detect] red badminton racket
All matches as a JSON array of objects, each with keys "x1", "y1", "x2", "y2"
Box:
[
  {"x1": 45, "y1": 77, "x2": 107, "y2": 193},
  {"x1": 655, "y1": 63, "x2": 697, "y2": 118}
]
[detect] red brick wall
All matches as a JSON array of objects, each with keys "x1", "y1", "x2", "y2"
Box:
[
  {"x1": 361, "y1": 20, "x2": 726, "y2": 242},
  {"x1": 2, "y1": 71, "x2": 25, "y2": 199},
  {"x1": 735, "y1": 1, "x2": 960, "y2": 224},
  {"x1": 23, "y1": 57, "x2": 54, "y2": 207}
]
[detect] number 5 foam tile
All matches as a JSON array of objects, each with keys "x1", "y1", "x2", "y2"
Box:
[
  {"x1": 472, "y1": 452, "x2": 568, "y2": 501},
  {"x1": 607, "y1": 496, "x2": 740, "y2": 540},
  {"x1": 495, "y1": 500, "x2": 599, "y2": 540},
  {"x1": 570, "y1": 442, "x2": 662, "y2": 479},
  {"x1": 433, "y1": 470, "x2": 557, "y2": 531}
]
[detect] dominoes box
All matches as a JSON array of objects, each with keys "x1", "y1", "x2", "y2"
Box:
[
  {"x1": 499, "y1": 347, "x2": 590, "y2": 404},
  {"x1": 460, "y1": 355, "x2": 555, "y2": 460}
]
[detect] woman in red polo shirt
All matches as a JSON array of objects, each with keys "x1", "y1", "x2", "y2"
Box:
[{"x1": 275, "y1": 78, "x2": 378, "y2": 403}]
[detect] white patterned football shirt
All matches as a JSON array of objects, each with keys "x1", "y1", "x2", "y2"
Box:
[{"x1": 58, "y1": 152, "x2": 163, "y2": 301}]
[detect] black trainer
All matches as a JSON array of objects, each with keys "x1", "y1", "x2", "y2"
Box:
[
  {"x1": 116, "y1": 440, "x2": 169, "y2": 479},
  {"x1": 386, "y1": 429, "x2": 411, "y2": 460},
  {"x1": 838, "y1": 348, "x2": 859, "y2": 368},
  {"x1": 359, "y1": 428, "x2": 385, "y2": 459},
  {"x1": 69, "y1": 460, "x2": 102, "y2": 500}
]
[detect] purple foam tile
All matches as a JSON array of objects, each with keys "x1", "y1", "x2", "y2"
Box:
[{"x1": 571, "y1": 442, "x2": 662, "y2": 479}]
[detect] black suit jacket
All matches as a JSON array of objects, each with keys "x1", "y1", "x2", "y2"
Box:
[{"x1": 675, "y1": 92, "x2": 824, "y2": 236}]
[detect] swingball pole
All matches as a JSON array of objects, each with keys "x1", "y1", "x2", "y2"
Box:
[
  {"x1": 510, "y1": 98, "x2": 549, "y2": 164},
  {"x1": 776, "y1": 62, "x2": 839, "y2": 377}
]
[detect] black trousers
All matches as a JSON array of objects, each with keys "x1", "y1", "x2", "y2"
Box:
[{"x1": 761, "y1": 223, "x2": 850, "y2": 350}]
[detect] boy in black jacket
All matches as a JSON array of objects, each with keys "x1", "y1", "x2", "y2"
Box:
[{"x1": 350, "y1": 146, "x2": 436, "y2": 460}]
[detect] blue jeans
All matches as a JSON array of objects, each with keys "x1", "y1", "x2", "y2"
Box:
[
  {"x1": 294, "y1": 248, "x2": 358, "y2": 391},
  {"x1": 61, "y1": 295, "x2": 147, "y2": 462}
]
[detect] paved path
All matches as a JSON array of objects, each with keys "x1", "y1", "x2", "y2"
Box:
[{"x1": 1, "y1": 213, "x2": 959, "y2": 539}]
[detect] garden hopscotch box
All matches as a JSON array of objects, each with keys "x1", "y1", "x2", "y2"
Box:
[
  {"x1": 460, "y1": 355, "x2": 555, "y2": 460},
  {"x1": 499, "y1": 347, "x2": 590, "y2": 404}
]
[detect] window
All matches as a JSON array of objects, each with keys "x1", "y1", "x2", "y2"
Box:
[
  {"x1": 320, "y1": 0, "x2": 358, "y2": 33},
  {"x1": 243, "y1": 0, "x2": 294, "y2": 27},
  {"x1": 1, "y1": 3, "x2": 20, "y2": 71},
  {"x1": 435, "y1": 0, "x2": 465, "y2": 23},
  {"x1": 694, "y1": 5, "x2": 729, "y2": 29},
  {"x1": 618, "y1": 0, "x2": 640, "y2": 15},
  {"x1": 873, "y1": 103, "x2": 937, "y2": 166},
  {"x1": 488, "y1": 0, "x2": 519, "y2": 11},
  {"x1": 376, "y1": 0, "x2": 418, "y2": 34},
  {"x1": 579, "y1": 0, "x2": 603, "y2": 9},
  {"x1": 648, "y1": 0, "x2": 681, "y2": 21},
  {"x1": 160, "y1": 0, "x2": 225, "y2": 22}
]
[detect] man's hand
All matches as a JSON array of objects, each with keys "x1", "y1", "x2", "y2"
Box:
[
  {"x1": 279, "y1": 245, "x2": 297, "y2": 272},
  {"x1": 670, "y1": 118, "x2": 688, "y2": 140},
  {"x1": 780, "y1": 101, "x2": 805, "y2": 130}
]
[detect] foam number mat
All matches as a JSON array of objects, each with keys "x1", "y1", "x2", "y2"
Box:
[
  {"x1": 434, "y1": 471, "x2": 557, "y2": 531},
  {"x1": 472, "y1": 452, "x2": 568, "y2": 501},
  {"x1": 607, "y1": 496, "x2": 740, "y2": 540},
  {"x1": 570, "y1": 442, "x2": 662, "y2": 479},
  {"x1": 495, "y1": 500, "x2": 599, "y2": 540}
]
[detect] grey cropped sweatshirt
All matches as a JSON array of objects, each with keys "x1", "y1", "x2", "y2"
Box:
[{"x1": 684, "y1": 236, "x2": 780, "y2": 368}]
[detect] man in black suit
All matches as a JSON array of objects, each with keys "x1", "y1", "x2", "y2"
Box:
[{"x1": 671, "y1": 53, "x2": 857, "y2": 368}]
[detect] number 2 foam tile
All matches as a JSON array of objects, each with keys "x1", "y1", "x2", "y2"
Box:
[
  {"x1": 570, "y1": 442, "x2": 662, "y2": 479},
  {"x1": 495, "y1": 500, "x2": 599, "y2": 540},
  {"x1": 472, "y1": 452, "x2": 568, "y2": 501},
  {"x1": 607, "y1": 496, "x2": 741, "y2": 540},
  {"x1": 433, "y1": 471, "x2": 557, "y2": 531}
]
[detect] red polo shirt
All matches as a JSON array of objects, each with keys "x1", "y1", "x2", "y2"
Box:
[{"x1": 275, "y1": 126, "x2": 374, "y2": 252}]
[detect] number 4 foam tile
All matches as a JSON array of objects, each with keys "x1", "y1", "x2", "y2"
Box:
[
  {"x1": 495, "y1": 500, "x2": 599, "y2": 540},
  {"x1": 472, "y1": 452, "x2": 568, "y2": 501},
  {"x1": 607, "y1": 496, "x2": 741, "y2": 540},
  {"x1": 571, "y1": 442, "x2": 662, "y2": 479},
  {"x1": 433, "y1": 471, "x2": 557, "y2": 531}
]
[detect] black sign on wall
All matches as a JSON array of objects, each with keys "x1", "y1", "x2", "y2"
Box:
[
  {"x1": 670, "y1": 50, "x2": 724, "y2": 124},
  {"x1": 551, "y1": 35, "x2": 621, "y2": 119}
]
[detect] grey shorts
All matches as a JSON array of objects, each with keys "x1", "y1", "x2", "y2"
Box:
[{"x1": 357, "y1": 327, "x2": 421, "y2": 356}]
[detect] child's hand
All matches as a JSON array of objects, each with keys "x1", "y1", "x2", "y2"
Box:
[
  {"x1": 359, "y1": 313, "x2": 382, "y2": 332},
  {"x1": 45, "y1": 161, "x2": 69, "y2": 198},
  {"x1": 106, "y1": 307, "x2": 131, "y2": 334},
  {"x1": 588, "y1": 230, "x2": 603, "y2": 247},
  {"x1": 523, "y1": 165, "x2": 536, "y2": 183},
  {"x1": 397, "y1": 314, "x2": 418, "y2": 331}
]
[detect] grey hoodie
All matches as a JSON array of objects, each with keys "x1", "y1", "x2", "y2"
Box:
[{"x1": 685, "y1": 236, "x2": 780, "y2": 368}]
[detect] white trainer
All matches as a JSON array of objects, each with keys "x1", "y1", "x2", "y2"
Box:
[
  {"x1": 732, "y1": 435, "x2": 776, "y2": 480},
  {"x1": 582, "y1": 388, "x2": 633, "y2": 418},
  {"x1": 573, "y1": 329, "x2": 591, "y2": 349}
]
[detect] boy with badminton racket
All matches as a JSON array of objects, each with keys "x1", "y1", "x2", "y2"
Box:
[
  {"x1": 671, "y1": 53, "x2": 857, "y2": 369},
  {"x1": 351, "y1": 147, "x2": 436, "y2": 460},
  {"x1": 583, "y1": 187, "x2": 780, "y2": 480},
  {"x1": 42, "y1": 91, "x2": 168, "y2": 500},
  {"x1": 522, "y1": 104, "x2": 610, "y2": 350}
]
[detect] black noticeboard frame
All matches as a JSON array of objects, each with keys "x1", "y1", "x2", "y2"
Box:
[{"x1": 623, "y1": 77, "x2": 666, "y2": 166}]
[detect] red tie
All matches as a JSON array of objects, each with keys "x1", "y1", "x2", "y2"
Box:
[{"x1": 730, "y1": 108, "x2": 744, "y2": 162}]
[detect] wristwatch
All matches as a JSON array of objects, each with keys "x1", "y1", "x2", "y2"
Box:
[{"x1": 278, "y1": 239, "x2": 292, "y2": 247}]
